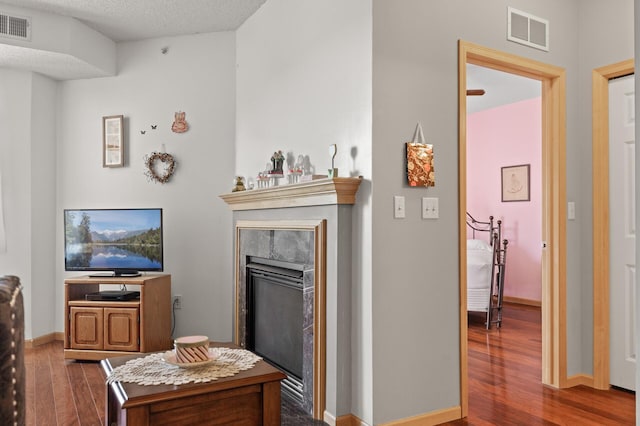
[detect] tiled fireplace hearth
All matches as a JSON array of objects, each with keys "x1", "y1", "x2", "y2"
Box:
[{"x1": 220, "y1": 177, "x2": 361, "y2": 422}]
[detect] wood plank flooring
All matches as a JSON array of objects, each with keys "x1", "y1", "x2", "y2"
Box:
[
  {"x1": 24, "y1": 304, "x2": 635, "y2": 425},
  {"x1": 24, "y1": 341, "x2": 324, "y2": 426},
  {"x1": 444, "y1": 303, "x2": 635, "y2": 425}
]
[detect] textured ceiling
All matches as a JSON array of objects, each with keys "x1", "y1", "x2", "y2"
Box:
[
  {"x1": 0, "y1": 0, "x2": 266, "y2": 41},
  {"x1": 0, "y1": 0, "x2": 266, "y2": 79}
]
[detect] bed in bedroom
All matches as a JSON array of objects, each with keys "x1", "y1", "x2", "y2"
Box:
[{"x1": 466, "y1": 212, "x2": 508, "y2": 329}]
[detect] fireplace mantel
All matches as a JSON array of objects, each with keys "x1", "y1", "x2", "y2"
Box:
[{"x1": 219, "y1": 177, "x2": 362, "y2": 211}]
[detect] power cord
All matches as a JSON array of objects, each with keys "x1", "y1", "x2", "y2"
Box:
[{"x1": 171, "y1": 297, "x2": 178, "y2": 338}]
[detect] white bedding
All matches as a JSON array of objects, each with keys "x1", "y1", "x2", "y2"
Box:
[
  {"x1": 467, "y1": 239, "x2": 494, "y2": 312},
  {"x1": 467, "y1": 239, "x2": 493, "y2": 290}
]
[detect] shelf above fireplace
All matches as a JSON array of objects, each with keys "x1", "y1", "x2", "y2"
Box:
[{"x1": 219, "y1": 177, "x2": 362, "y2": 211}]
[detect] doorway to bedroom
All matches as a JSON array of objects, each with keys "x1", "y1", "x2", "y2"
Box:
[
  {"x1": 458, "y1": 40, "x2": 568, "y2": 417},
  {"x1": 465, "y1": 63, "x2": 542, "y2": 318},
  {"x1": 465, "y1": 57, "x2": 544, "y2": 413}
]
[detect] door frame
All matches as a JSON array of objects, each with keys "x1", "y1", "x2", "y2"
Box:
[
  {"x1": 458, "y1": 40, "x2": 567, "y2": 416},
  {"x1": 592, "y1": 58, "x2": 634, "y2": 390}
]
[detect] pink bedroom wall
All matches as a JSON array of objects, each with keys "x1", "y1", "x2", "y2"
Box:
[{"x1": 467, "y1": 97, "x2": 542, "y2": 302}]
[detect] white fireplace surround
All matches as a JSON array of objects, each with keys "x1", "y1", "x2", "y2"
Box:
[{"x1": 221, "y1": 177, "x2": 361, "y2": 422}]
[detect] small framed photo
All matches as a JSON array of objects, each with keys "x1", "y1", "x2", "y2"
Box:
[
  {"x1": 103, "y1": 115, "x2": 124, "y2": 167},
  {"x1": 501, "y1": 164, "x2": 530, "y2": 202}
]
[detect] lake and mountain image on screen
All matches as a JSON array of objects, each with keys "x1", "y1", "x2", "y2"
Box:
[{"x1": 64, "y1": 209, "x2": 162, "y2": 270}]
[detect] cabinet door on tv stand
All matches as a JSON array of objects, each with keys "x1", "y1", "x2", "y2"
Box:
[
  {"x1": 70, "y1": 307, "x2": 104, "y2": 350},
  {"x1": 104, "y1": 307, "x2": 139, "y2": 352}
]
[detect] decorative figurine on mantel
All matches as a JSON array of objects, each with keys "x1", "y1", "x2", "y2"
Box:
[
  {"x1": 270, "y1": 150, "x2": 285, "y2": 175},
  {"x1": 232, "y1": 176, "x2": 246, "y2": 192},
  {"x1": 328, "y1": 144, "x2": 338, "y2": 178},
  {"x1": 267, "y1": 150, "x2": 285, "y2": 186}
]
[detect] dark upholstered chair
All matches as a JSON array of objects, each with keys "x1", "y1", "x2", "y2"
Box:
[{"x1": 0, "y1": 276, "x2": 25, "y2": 426}]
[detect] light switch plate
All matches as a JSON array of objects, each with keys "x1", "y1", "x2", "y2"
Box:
[
  {"x1": 394, "y1": 196, "x2": 406, "y2": 219},
  {"x1": 567, "y1": 201, "x2": 575, "y2": 220},
  {"x1": 422, "y1": 197, "x2": 439, "y2": 219}
]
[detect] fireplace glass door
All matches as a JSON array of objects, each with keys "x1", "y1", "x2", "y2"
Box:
[{"x1": 247, "y1": 258, "x2": 304, "y2": 400}]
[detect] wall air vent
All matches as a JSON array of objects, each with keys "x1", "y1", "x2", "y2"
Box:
[
  {"x1": 0, "y1": 12, "x2": 31, "y2": 41},
  {"x1": 507, "y1": 7, "x2": 548, "y2": 52}
]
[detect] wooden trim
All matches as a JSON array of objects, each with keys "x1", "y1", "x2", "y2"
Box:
[
  {"x1": 564, "y1": 374, "x2": 595, "y2": 388},
  {"x1": 547, "y1": 71, "x2": 568, "y2": 388},
  {"x1": 234, "y1": 219, "x2": 327, "y2": 420},
  {"x1": 380, "y1": 406, "x2": 461, "y2": 426},
  {"x1": 592, "y1": 59, "x2": 634, "y2": 390},
  {"x1": 335, "y1": 413, "x2": 368, "y2": 426},
  {"x1": 219, "y1": 177, "x2": 362, "y2": 211},
  {"x1": 457, "y1": 40, "x2": 469, "y2": 418},
  {"x1": 313, "y1": 219, "x2": 327, "y2": 420},
  {"x1": 458, "y1": 39, "x2": 568, "y2": 417},
  {"x1": 503, "y1": 296, "x2": 542, "y2": 307},
  {"x1": 25, "y1": 332, "x2": 63, "y2": 348}
]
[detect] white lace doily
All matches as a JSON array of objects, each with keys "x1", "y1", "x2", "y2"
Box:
[{"x1": 106, "y1": 347, "x2": 262, "y2": 386}]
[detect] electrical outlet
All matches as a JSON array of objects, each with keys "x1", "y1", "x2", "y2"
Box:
[{"x1": 173, "y1": 295, "x2": 182, "y2": 310}]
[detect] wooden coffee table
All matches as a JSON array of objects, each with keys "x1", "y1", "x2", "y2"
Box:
[{"x1": 100, "y1": 342, "x2": 286, "y2": 425}]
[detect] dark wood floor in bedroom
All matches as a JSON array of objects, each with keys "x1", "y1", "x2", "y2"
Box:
[
  {"x1": 444, "y1": 303, "x2": 635, "y2": 426},
  {"x1": 24, "y1": 304, "x2": 634, "y2": 425}
]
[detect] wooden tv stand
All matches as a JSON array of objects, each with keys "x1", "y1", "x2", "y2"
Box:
[{"x1": 64, "y1": 273, "x2": 171, "y2": 361}]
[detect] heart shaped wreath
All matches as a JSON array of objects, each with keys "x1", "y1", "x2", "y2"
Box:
[{"x1": 144, "y1": 151, "x2": 176, "y2": 184}]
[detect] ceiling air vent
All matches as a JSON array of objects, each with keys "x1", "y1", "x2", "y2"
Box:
[
  {"x1": 507, "y1": 7, "x2": 548, "y2": 52},
  {"x1": 0, "y1": 12, "x2": 31, "y2": 41}
]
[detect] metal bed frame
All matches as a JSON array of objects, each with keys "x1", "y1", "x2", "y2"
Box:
[{"x1": 466, "y1": 212, "x2": 509, "y2": 329}]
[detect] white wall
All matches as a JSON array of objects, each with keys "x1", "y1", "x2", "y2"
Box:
[
  {"x1": 0, "y1": 69, "x2": 34, "y2": 338},
  {"x1": 372, "y1": 1, "x2": 582, "y2": 423},
  {"x1": 236, "y1": 0, "x2": 373, "y2": 421},
  {"x1": 30, "y1": 73, "x2": 58, "y2": 339},
  {"x1": 56, "y1": 32, "x2": 237, "y2": 341}
]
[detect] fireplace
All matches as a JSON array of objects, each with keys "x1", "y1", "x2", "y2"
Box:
[
  {"x1": 221, "y1": 176, "x2": 362, "y2": 422},
  {"x1": 235, "y1": 223, "x2": 321, "y2": 416},
  {"x1": 246, "y1": 257, "x2": 305, "y2": 402}
]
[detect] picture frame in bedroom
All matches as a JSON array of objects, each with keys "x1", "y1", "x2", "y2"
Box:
[{"x1": 501, "y1": 164, "x2": 530, "y2": 202}]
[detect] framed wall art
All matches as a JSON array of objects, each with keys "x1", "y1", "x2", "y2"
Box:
[
  {"x1": 501, "y1": 164, "x2": 530, "y2": 202},
  {"x1": 103, "y1": 115, "x2": 124, "y2": 167}
]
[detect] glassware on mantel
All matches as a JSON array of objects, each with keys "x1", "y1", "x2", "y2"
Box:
[
  {"x1": 288, "y1": 168, "x2": 303, "y2": 184},
  {"x1": 288, "y1": 154, "x2": 304, "y2": 184},
  {"x1": 257, "y1": 172, "x2": 270, "y2": 189}
]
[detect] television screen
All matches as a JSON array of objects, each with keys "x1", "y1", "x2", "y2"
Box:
[{"x1": 64, "y1": 208, "x2": 163, "y2": 275}]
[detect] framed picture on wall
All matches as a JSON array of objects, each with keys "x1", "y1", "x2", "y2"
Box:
[
  {"x1": 103, "y1": 115, "x2": 124, "y2": 167},
  {"x1": 501, "y1": 164, "x2": 530, "y2": 202}
]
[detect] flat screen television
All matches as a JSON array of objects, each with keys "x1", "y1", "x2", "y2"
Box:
[{"x1": 64, "y1": 208, "x2": 163, "y2": 277}]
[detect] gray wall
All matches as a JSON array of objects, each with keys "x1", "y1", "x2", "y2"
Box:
[
  {"x1": 575, "y1": 0, "x2": 634, "y2": 376},
  {"x1": 371, "y1": 0, "x2": 631, "y2": 423}
]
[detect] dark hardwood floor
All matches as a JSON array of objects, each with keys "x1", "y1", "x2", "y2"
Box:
[
  {"x1": 24, "y1": 341, "x2": 325, "y2": 426},
  {"x1": 24, "y1": 304, "x2": 634, "y2": 425},
  {"x1": 444, "y1": 303, "x2": 635, "y2": 425}
]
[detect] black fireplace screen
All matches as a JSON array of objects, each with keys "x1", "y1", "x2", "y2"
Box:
[{"x1": 247, "y1": 259, "x2": 304, "y2": 380}]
